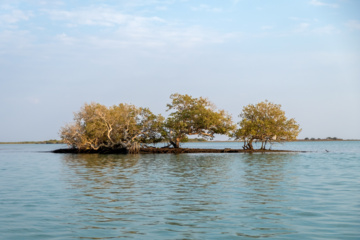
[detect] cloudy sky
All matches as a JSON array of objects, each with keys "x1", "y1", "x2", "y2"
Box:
[{"x1": 0, "y1": 0, "x2": 359, "y2": 141}]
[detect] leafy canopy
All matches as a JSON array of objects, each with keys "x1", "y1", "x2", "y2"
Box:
[
  {"x1": 60, "y1": 102, "x2": 163, "y2": 152},
  {"x1": 235, "y1": 100, "x2": 301, "y2": 150},
  {"x1": 165, "y1": 93, "x2": 235, "y2": 148}
]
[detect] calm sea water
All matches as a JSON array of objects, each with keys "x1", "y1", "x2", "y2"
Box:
[{"x1": 0, "y1": 142, "x2": 359, "y2": 239}]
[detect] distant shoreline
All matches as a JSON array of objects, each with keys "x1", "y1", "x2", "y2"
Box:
[
  {"x1": 0, "y1": 140, "x2": 63, "y2": 144},
  {"x1": 209, "y1": 139, "x2": 360, "y2": 142}
]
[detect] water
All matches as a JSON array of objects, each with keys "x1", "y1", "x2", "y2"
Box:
[{"x1": 0, "y1": 142, "x2": 359, "y2": 239}]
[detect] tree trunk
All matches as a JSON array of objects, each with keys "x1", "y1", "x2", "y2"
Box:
[
  {"x1": 260, "y1": 141, "x2": 264, "y2": 150},
  {"x1": 247, "y1": 139, "x2": 254, "y2": 150},
  {"x1": 170, "y1": 138, "x2": 180, "y2": 148},
  {"x1": 263, "y1": 140, "x2": 268, "y2": 150}
]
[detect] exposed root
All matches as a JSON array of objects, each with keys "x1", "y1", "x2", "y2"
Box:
[{"x1": 128, "y1": 142, "x2": 140, "y2": 154}]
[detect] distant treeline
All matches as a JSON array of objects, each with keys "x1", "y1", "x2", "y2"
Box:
[
  {"x1": 301, "y1": 137, "x2": 343, "y2": 141},
  {"x1": 0, "y1": 139, "x2": 63, "y2": 144},
  {"x1": 178, "y1": 138, "x2": 207, "y2": 142}
]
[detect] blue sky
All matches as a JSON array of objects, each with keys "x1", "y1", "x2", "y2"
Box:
[{"x1": 0, "y1": 0, "x2": 359, "y2": 141}]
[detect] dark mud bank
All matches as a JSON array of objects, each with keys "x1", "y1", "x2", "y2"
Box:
[{"x1": 53, "y1": 147, "x2": 303, "y2": 154}]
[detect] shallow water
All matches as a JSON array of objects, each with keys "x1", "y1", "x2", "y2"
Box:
[{"x1": 0, "y1": 142, "x2": 359, "y2": 239}]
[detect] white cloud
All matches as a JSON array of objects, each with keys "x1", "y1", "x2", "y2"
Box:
[
  {"x1": 261, "y1": 25, "x2": 274, "y2": 30},
  {"x1": 346, "y1": 20, "x2": 360, "y2": 30},
  {"x1": 191, "y1": 4, "x2": 222, "y2": 12},
  {"x1": 0, "y1": 30, "x2": 33, "y2": 54},
  {"x1": 39, "y1": 1, "x2": 64, "y2": 6},
  {"x1": 84, "y1": 25, "x2": 235, "y2": 50},
  {"x1": 43, "y1": 6, "x2": 233, "y2": 49},
  {"x1": 119, "y1": 0, "x2": 177, "y2": 9},
  {"x1": 295, "y1": 22, "x2": 310, "y2": 33},
  {"x1": 55, "y1": 33, "x2": 77, "y2": 45},
  {"x1": 293, "y1": 22, "x2": 338, "y2": 35},
  {"x1": 155, "y1": 6, "x2": 168, "y2": 11},
  {"x1": 309, "y1": 0, "x2": 338, "y2": 8},
  {"x1": 312, "y1": 25, "x2": 338, "y2": 34},
  {"x1": 0, "y1": 8, "x2": 32, "y2": 27},
  {"x1": 289, "y1": 17, "x2": 319, "y2": 23},
  {"x1": 45, "y1": 7, "x2": 163, "y2": 27}
]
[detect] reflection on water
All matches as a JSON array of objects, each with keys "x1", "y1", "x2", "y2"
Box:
[
  {"x1": 1, "y1": 142, "x2": 360, "y2": 240},
  {"x1": 242, "y1": 154, "x2": 292, "y2": 202},
  {"x1": 58, "y1": 153, "x2": 304, "y2": 239}
]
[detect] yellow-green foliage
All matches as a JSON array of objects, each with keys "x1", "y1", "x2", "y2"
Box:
[
  {"x1": 59, "y1": 96, "x2": 302, "y2": 152},
  {"x1": 60, "y1": 102, "x2": 163, "y2": 152},
  {"x1": 165, "y1": 93, "x2": 235, "y2": 148},
  {"x1": 235, "y1": 100, "x2": 301, "y2": 150}
]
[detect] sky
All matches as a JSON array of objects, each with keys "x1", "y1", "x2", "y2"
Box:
[{"x1": 0, "y1": 0, "x2": 359, "y2": 141}]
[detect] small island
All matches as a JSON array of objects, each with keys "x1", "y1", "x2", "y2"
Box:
[
  {"x1": 54, "y1": 93, "x2": 301, "y2": 154},
  {"x1": 53, "y1": 146, "x2": 302, "y2": 154}
]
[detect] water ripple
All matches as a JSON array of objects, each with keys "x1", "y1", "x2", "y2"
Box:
[{"x1": 0, "y1": 142, "x2": 360, "y2": 239}]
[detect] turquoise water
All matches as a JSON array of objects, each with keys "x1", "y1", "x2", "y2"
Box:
[{"x1": 0, "y1": 142, "x2": 359, "y2": 239}]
